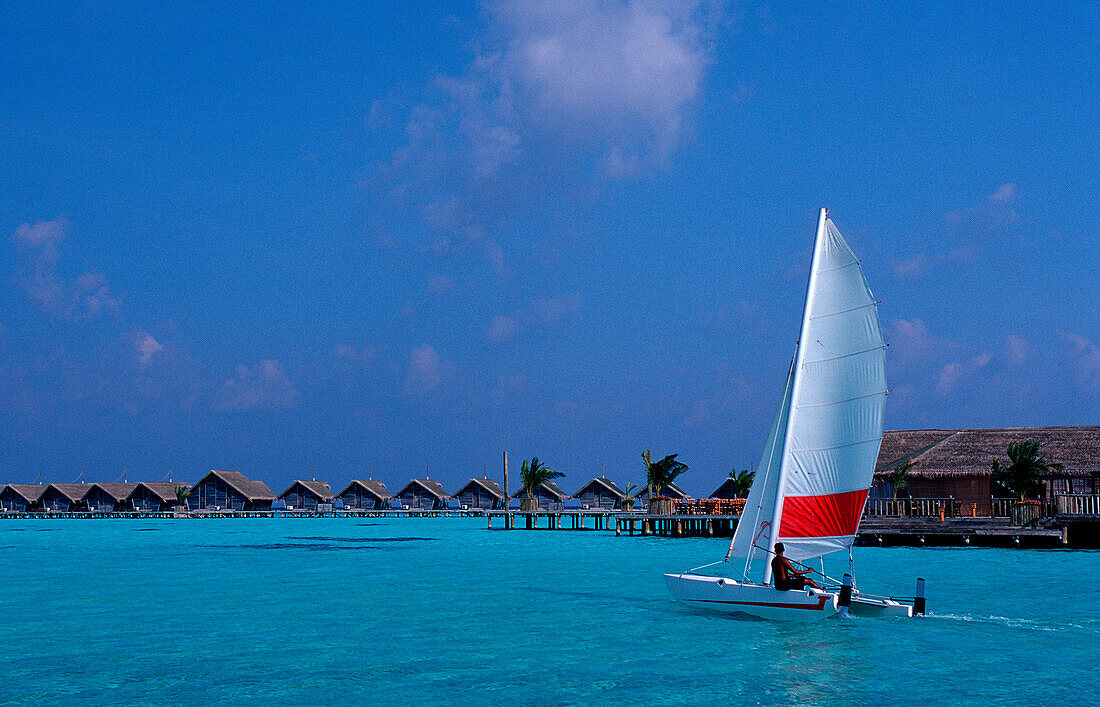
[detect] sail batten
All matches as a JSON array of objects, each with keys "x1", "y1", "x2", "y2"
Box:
[{"x1": 727, "y1": 211, "x2": 886, "y2": 573}]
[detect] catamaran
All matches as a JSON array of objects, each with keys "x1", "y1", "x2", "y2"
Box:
[{"x1": 665, "y1": 208, "x2": 922, "y2": 620}]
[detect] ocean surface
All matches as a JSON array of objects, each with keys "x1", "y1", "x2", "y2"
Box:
[{"x1": 1, "y1": 517, "x2": 1097, "y2": 705}]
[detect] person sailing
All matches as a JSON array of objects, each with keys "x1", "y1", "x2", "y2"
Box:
[{"x1": 771, "y1": 542, "x2": 821, "y2": 590}]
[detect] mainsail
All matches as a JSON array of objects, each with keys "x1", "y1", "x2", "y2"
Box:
[{"x1": 727, "y1": 209, "x2": 886, "y2": 580}]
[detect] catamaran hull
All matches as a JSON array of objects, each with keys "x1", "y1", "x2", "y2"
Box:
[{"x1": 664, "y1": 573, "x2": 838, "y2": 621}]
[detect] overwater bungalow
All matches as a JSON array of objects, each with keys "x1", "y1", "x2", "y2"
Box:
[
  {"x1": 511, "y1": 481, "x2": 569, "y2": 511},
  {"x1": 186, "y1": 470, "x2": 276, "y2": 511},
  {"x1": 635, "y1": 482, "x2": 689, "y2": 504},
  {"x1": 453, "y1": 478, "x2": 506, "y2": 510},
  {"x1": 337, "y1": 479, "x2": 393, "y2": 510},
  {"x1": 84, "y1": 482, "x2": 138, "y2": 512},
  {"x1": 872, "y1": 426, "x2": 1100, "y2": 514},
  {"x1": 0, "y1": 484, "x2": 47, "y2": 512},
  {"x1": 128, "y1": 482, "x2": 187, "y2": 512},
  {"x1": 42, "y1": 483, "x2": 93, "y2": 512},
  {"x1": 709, "y1": 478, "x2": 746, "y2": 500},
  {"x1": 279, "y1": 480, "x2": 335, "y2": 511},
  {"x1": 395, "y1": 479, "x2": 451, "y2": 510},
  {"x1": 572, "y1": 478, "x2": 627, "y2": 510}
]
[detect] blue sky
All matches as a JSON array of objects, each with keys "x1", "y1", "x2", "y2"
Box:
[{"x1": 2, "y1": 1, "x2": 1098, "y2": 496}]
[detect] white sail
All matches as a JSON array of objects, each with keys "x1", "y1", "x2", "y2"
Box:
[{"x1": 727, "y1": 210, "x2": 886, "y2": 574}]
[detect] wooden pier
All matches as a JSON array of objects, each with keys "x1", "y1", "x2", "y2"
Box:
[
  {"x1": 855, "y1": 517, "x2": 1069, "y2": 548},
  {"x1": 486, "y1": 511, "x2": 739, "y2": 537},
  {"x1": 3, "y1": 506, "x2": 1099, "y2": 548}
]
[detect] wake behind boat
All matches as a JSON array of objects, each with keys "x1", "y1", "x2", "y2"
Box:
[{"x1": 665, "y1": 208, "x2": 924, "y2": 620}]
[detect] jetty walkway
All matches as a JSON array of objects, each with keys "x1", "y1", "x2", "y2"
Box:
[{"x1": 3, "y1": 506, "x2": 1099, "y2": 548}]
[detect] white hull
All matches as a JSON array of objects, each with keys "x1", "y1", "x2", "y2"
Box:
[
  {"x1": 664, "y1": 573, "x2": 838, "y2": 621},
  {"x1": 665, "y1": 573, "x2": 914, "y2": 620}
]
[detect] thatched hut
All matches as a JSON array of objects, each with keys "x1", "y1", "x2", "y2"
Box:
[
  {"x1": 85, "y1": 483, "x2": 138, "y2": 512},
  {"x1": 709, "y1": 478, "x2": 748, "y2": 500},
  {"x1": 41, "y1": 483, "x2": 93, "y2": 512},
  {"x1": 572, "y1": 478, "x2": 627, "y2": 510},
  {"x1": 395, "y1": 479, "x2": 451, "y2": 510},
  {"x1": 279, "y1": 480, "x2": 335, "y2": 511},
  {"x1": 453, "y1": 478, "x2": 505, "y2": 510},
  {"x1": 0, "y1": 484, "x2": 47, "y2": 512},
  {"x1": 511, "y1": 480, "x2": 569, "y2": 511},
  {"x1": 337, "y1": 479, "x2": 393, "y2": 510},
  {"x1": 635, "y1": 482, "x2": 689, "y2": 504},
  {"x1": 128, "y1": 482, "x2": 187, "y2": 511},
  {"x1": 873, "y1": 426, "x2": 1100, "y2": 513},
  {"x1": 186, "y1": 470, "x2": 276, "y2": 511}
]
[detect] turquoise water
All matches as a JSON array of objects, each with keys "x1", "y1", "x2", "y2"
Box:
[{"x1": 1, "y1": 518, "x2": 1097, "y2": 705}]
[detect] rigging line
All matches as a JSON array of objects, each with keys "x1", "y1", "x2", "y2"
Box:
[
  {"x1": 749, "y1": 542, "x2": 843, "y2": 584},
  {"x1": 792, "y1": 436, "x2": 885, "y2": 454},
  {"x1": 796, "y1": 390, "x2": 887, "y2": 409},
  {"x1": 802, "y1": 344, "x2": 887, "y2": 365},
  {"x1": 815, "y1": 259, "x2": 860, "y2": 275},
  {"x1": 809, "y1": 301, "x2": 879, "y2": 320}
]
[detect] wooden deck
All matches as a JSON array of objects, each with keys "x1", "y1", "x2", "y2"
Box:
[{"x1": 3, "y1": 504, "x2": 1099, "y2": 547}]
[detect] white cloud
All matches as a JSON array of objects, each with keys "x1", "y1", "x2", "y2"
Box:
[
  {"x1": 936, "y1": 353, "x2": 990, "y2": 394},
  {"x1": 495, "y1": 0, "x2": 717, "y2": 168},
  {"x1": 1061, "y1": 331, "x2": 1100, "y2": 389},
  {"x1": 13, "y1": 217, "x2": 67, "y2": 255},
  {"x1": 1003, "y1": 335, "x2": 1028, "y2": 366},
  {"x1": 136, "y1": 333, "x2": 164, "y2": 366},
  {"x1": 11, "y1": 218, "x2": 120, "y2": 318},
  {"x1": 988, "y1": 183, "x2": 1017, "y2": 203},
  {"x1": 485, "y1": 293, "x2": 584, "y2": 343},
  {"x1": 888, "y1": 318, "x2": 944, "y2": 363},
  {"x1": 334, "y1": 343, "x2": 377, "y2": 362},
  {"x1": 405, "y1": 344, "x2": 455, "y2": 395},
  {"x1": 377, "y1": 0, "x2": 726, "y2": 269},
  {"x1": 486, "y1": 315, "x2": 519, "y2": 343},
  {"x1": 218, "y1": 359, "x2": 297, "y2": 411}
]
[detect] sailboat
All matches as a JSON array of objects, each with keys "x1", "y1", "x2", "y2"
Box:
[{"x1": 665, "y1": 208, "x2": 920, "y2": 620}]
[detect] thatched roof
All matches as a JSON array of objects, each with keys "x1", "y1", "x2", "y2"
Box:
[
  {"x1": 2, "y1": 484, "x2": 48, "y2": 503},
  {"x1": 571, "y1": 477, "x2": 626, "y2": 500},
  {"x1": 194, "y1": 470, "x2": 276, "y2": 501},
  {"x1": 279, "y1": 480, "x2": 334, "y2": 501},
  {"x1": 396, "y1": 478, "x2": 451, "y2": 500},
  {"x1": 89, "y1": 482, "x2": 138, "y2": 502},
  {"x1": 636, "y1": 482, "x2": 688, "y2": 500},
  {"x1": 454, "y1": 478, "x2": 505, "y2": 499},
  {"x1": 709, "y1": 478, "x2": 746, "y2": 499},
  {"x1": 339, "y1": 479, "x2": 393, "y2": 500},
  {"x1": 511, "y1": 480, "x2": 569, "y2": 500},
  {"x1": 47, "y1": 483, "x2": 93, "y2": 502},
  {"x1": 130, "y1": 482, "x2": 187, "y2": 502},
  {"x1": 874, "y1": 427, "x2": 1100, "y2": 479}
]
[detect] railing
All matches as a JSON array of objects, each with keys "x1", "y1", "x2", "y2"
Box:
[
  {"x1": 1057, "y1": 494, "x2": 1100, "y2": 517},
  {"x1": 990, "y1": 498, "x2": 1015, "y2": 518},
  {"x1": 864, "y1": 498, "x2": 959, "y2": 518}
]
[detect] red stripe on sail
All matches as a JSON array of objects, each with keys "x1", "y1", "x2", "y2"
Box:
[{"x1": 779, "y1": 489, "x2": 869, "y2": 538}]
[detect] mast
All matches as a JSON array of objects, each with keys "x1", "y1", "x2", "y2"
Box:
[{"x1": 762, "y1": 207, "x2": 828, "y2": 585}]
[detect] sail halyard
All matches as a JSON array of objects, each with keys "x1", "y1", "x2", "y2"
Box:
[{"x1": 761, "y1": 207, "x2": 829, "y2": 585}]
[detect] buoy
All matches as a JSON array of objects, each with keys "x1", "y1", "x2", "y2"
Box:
[
  {"x1": 838, "y1": 573, "x2": 853, "y2": 618},
  {"x1": 914, "y1": 577, "x2": 926, "y2": 615}
]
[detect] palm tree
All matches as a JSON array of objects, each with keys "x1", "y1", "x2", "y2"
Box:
[
  {"x1": 620, "y1": 483, "x2": 639, "y2": 511},
  {"x1": 889, "y1": 458, "x2": 916, "y2": 500},
  {"x1": 642, "y1": 450, "x2": 689, "y2": 497},
  {"x1": 991, "y1": 440, "x2": 1064, "y2": 501},
  {"x1": 174, "y1": 485, "x2": 191, "y2": 508},
  {"x1": 520, "y1": 457, "x2": 564, "y2": 508},
  {"x1": 728, "y1": 469, "x2": 755, "y2": 499}
]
